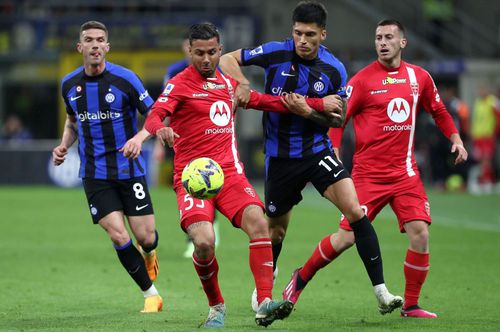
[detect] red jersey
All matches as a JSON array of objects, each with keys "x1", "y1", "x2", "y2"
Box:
[
  {"x1": 331, "y1": 60, "x2": 457, "y2": 182},
  {"x1": 146, "y1": 65, "x2": 324, "y2": 181}
]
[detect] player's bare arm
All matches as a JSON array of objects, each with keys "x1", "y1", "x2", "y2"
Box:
[
  {"x1": 282, "y1": 93, "x2": 343, "y2": 127},
  {"x1": 449, "y1": 133, "x2": 468, "y2": 164},
  {"x1": 52, "y1": 115, "x2": 78, "y2": 166},
  {"x1": 220, "y1": 50, "x2": 251, "y2": 106}
]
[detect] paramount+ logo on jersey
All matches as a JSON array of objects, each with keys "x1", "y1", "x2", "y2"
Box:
[
  {"x1": 205, "y1": 101, "x2": 233, "y2": 135},
  {"x1": 78, "y1": 110, "x2": 121, "y2": 122}
]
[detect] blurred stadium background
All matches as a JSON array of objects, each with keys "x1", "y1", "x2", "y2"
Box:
[
  {"x1": 1, "y1": 2, "x2": 500, "y2": 331},
  {"x1": 0, "y1": 0, "x2": 499, "y2": 190}
]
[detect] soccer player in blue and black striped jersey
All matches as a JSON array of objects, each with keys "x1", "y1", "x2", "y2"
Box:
[
  {"x1": 52, "y1": 21, "x2": 163, "y2": 313},
  {"x1": 220, "y1": 1, "x2": 403, "y2": 315}
]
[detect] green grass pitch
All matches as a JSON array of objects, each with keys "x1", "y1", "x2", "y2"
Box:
[{"x1": 0, "y1": 186, "x2": 499, "y2": 331}]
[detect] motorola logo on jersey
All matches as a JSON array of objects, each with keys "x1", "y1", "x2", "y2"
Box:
[
  {"x1": 209, "y1": 101, "x2": 231, "y2": 127},
  {"x1": 387, "y1": 97, "x2": 410, "y2": 123},
  {"x1": 78, "y1": 110, "x2": 121, "y2": 122}
]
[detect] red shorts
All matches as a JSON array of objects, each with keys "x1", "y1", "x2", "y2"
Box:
[
  {"x1": 174, "y1": 168, "x2": 264, "y2": 232},
  {"x1": 340, "y1": 174, "x2": 431, "y2": 233},
  {"x1": 473, "y1": 137, "x2": 495, "y2": 160}
]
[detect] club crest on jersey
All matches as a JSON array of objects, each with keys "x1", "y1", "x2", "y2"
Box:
[
  {"x1": 162, "y1": 83, "x2": 175, "y2": 96},
  {"x1": 105, "y1": 93, "x2": 115, "y2": 103},
  {"x1": 424, "y1": 201, "x2": 431, "y2": 216},
  {"x1": 209, "y1": 101, "x2": 231, "y2": 126},
  {"x1": 313, "y1": 81, "x2": 325, "y2": 92},
  {"x1": 387, "y1": 97, "x2": 410, "y2": 123},
  {"x1": 76, "y1": 85, "x2": 82, "y2": 93},
  {"x1": 411, "y1": 82, "x2": 419, "y2": 96},
  {"x1": 203, "y1": 82, "x2": 226, "y2": 90},
  {"x1": 249, "y1": 46, "x2": 263, "y2": 56},
  {"x1": 244, "y1": 187, "x2": 256, "y2": 197},
  {"x1": 382, "y1": 77, "x2": 407, "y2": 85}
]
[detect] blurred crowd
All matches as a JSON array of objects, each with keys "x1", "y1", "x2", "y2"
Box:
[{"x1": 415, "y1": 83, "x2": 500, "y2": 194}]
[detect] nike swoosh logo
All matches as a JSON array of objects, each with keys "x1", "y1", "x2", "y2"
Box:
[
  {"x1": 281, "y1": 71, "x2": 295, "y2": 77},
  {"x1": 370, "y1": 256, "x2": 379, "y2": 261},
  {"x1": 70, "y1": 95, "x2": 82, "y2": 101},
  {"x1": 262, "y1": 261, "x2": 274, "y2": 267},
  {"x1": 136, "y1": 204, "x2": 149, "y2": 211},
  {"x1": 333, "y1": 170, "x2": 344, "y2": 178}
]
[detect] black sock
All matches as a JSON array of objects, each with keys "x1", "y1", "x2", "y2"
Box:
[
  {"x1": 272, "y1": 242, "x2": 282, "y2": 272},
  {"x1": 115, "y1": 240, "x2": 152, "y2": 291},
  {"x1": 141, "y1": 230, "x2": 159, "y2": 253},
  {"x1": 296, "y1": 271, "x2": 307, "y2": 291},
  {"x1": 350, "y1": 215, "x2": 384, "y2": 286}
]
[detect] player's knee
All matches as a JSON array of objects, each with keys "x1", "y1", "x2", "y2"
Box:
[
  {"x1": 344, "y1": 204, "x2": 364, "y2": 223},
  {"x1": 137, "y1": 230, "x2": 156, "y2": 248},
  {"x1": 192, "y1": 236, "x2": 215, "y2": 258},
  {"x1": 109, "y1": 231, "x2": 130, "y2": 247},
  {"x1": 269, "y1": 224, "x2": 286, "y2": 243},
  {"x1": 413, "y1": 228, "x2": 429, "y2": 247}
]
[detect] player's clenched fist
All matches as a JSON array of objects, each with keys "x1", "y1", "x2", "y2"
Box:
[
  {"x1": 52, "y1": 145, "x2": 68, "y2": 166},
  {"x1": 322, "y1": 94, "x2": 344, "y2": 116},
  {"x1": 120, "y1": 137, "x2": 142, "y2": 160}
]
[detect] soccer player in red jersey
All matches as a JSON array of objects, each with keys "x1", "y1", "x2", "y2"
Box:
[
  {"x1": 122, "y1": 23, "x2": 339, "y2": 328},
  {"x1": 282, "y1": 19, "x2": 468, "y2": 318}
]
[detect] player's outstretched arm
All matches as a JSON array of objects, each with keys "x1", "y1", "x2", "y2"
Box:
[
  {"x1": 52, "y1": 115, "x2": 78, "y2": 166},
  {"x1": 220, "y1": 50, "x2": 251, "y2": 106},
  {"x1": 282, "y1": 93, "x2": 343, "y2": 127},
  {"x1": 245, "y1": 90, "x2": 325, "y2": 115}
]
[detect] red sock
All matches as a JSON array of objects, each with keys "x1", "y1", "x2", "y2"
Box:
[
  {"x1": 403, "y1": 249, "x2": 429, "y2": 308},
  {"x1": 193, "y1": 254, "x2": 224, "y2": 306},
  {"x1": 249, "y1": 238, "x2": 273, "y2": 304},
  {"x1": 299, "y1": 235, "x2": 340, "y2": 282}
]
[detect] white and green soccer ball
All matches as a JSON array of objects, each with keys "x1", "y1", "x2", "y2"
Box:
[{"x1": 181, "y1": 157, "x2": 224, "y2": 199}]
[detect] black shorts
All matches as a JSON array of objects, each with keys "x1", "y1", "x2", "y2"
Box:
[
  {"x1": 82, "y1": 176, "x2": 154, "y2": 224},
  {"x1": 265, "y1": 149, "x2": 350, "y2": 217}
]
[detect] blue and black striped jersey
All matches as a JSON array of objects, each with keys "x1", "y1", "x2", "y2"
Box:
[
  {"x1": 61, "y1": 62, "x2": 154, "y2": 180},
  {"x1": 241, "y1": 38, "x2": 347, "y2": 158}
]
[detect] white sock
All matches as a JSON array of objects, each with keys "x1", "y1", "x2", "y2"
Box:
[
  {"x1": 374, "y1": 283, "x2": 388, "y2": 295},
  {"x1": 143, "y1": 284, "x2": 159, "y2": 298}
]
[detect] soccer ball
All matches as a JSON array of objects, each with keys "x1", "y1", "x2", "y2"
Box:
[{"x1": 181, "y1": 157, "x2": 224, "y2": 199}]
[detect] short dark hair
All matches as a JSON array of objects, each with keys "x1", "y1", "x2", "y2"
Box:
[
  {"x1": 188, "y1": 23, "x2": 220, "y2": 44},
  {"x1": 377, "y1": 19, "x2": 405, "y2": 37},
  {"x1": 80, "y1": 21, "x2": 108, "y2": 38},
  {"x1": 292, "y1": 1, "x2": 327, "y2": 29}
]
